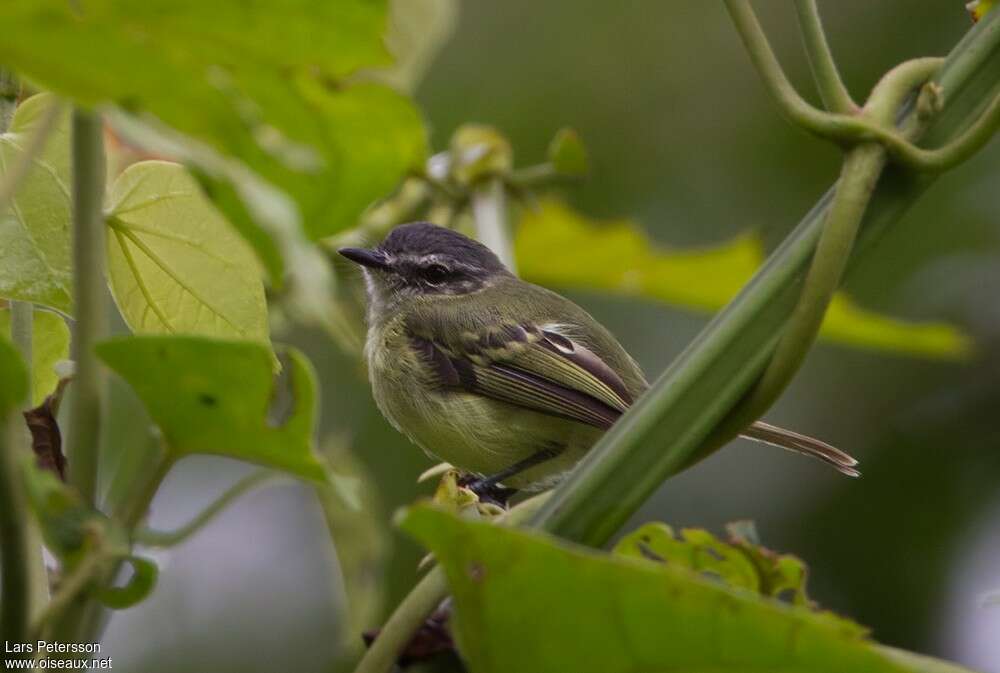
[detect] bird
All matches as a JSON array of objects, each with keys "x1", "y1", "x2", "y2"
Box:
[{"x1": 339, "y1": 222, "x2": 858, "y2": 497}]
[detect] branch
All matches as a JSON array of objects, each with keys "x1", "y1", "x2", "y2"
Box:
[
  {"x1": 793, "y1": 0, "x2": 857, "y2": 113},
  {"x1": 65, "y1": 108, "x2": 107, "y2": 505}
]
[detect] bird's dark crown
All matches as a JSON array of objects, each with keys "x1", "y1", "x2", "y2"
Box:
[
  {"x1": 338, "y1": 222, "x2": 510, "y2": 300},
  {"x1": 379, "y1": 222, "x2": 507, "y2": 273}
]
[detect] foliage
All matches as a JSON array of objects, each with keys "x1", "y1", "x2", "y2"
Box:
[
  {"x1": 0, "y1": 0, "x2": 427, "y2": 280},
  {"x1": 105, "y1": 161, "x2": 271, "y2": 348},
  {"x1": 96, "y1": 336, "x2": 327, "y2": 481},
  {"x1": 516, "y1": 200, "x2": 971, "y2": 358},
  {"x1": 614, "y1": 521, "x2": 811, "y2": 606},
  {"x1": 0, "y1": 94, "x2": 72, "y2": 313},
  {"x1": 0, "y1": 306, "x2": 69, "y2": 406},
  {"x1": 0, "y1": 333, "x2": 27, "y2": 411},
  {"x1": 402, "y1": 506, "x2": 977, "y2": 673}
]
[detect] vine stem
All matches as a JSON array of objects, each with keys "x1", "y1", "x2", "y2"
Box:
[
  {"x1": 793, "y1": 0, "x2": 857, "y2": 113},
  {"x1": 0, "y1": 410, "x2": 32, "y2": 654},
  {"x1": 1, "y1": 70, "x2": 49, "y2": 647},
  {"x1": 472, "y1": 177, "x2": 516, "y2": 273},
  {"x1": 66, "y1": 108, "x2": 107, "y2": 506},
  {"x1": 711, "y1": 143, "x2": 884, "y2": 442},
  {"x1": 134, "y1": 469, "x2": 278, "y2": 546}
]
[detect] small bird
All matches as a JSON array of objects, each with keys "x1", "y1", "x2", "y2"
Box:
[{"x1": 340, "y1": 222, "x2": 858, "y2": 495}]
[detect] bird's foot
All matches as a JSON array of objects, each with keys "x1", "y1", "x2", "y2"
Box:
[{"x1": 457, "y1": 473, "x2": 518, "y2": 508}]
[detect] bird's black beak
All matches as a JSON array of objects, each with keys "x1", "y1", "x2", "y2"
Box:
[{"x1": 337, "y1": 247, "x2": 391, "y2": 270}]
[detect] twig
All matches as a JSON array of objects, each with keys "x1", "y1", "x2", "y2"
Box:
[
  {"x1": 65, "y1": 108, "x2": 107, "y2": 505},
  {"x1": 134, "y1": 470, "x2": 279, "y2": 547},
  {"x1": 793, "y1": 0, "x2": 857, "y2": 113}
]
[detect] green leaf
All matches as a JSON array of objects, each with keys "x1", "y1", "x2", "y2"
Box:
[
  {"x1": 0, "y1": 335, "x2": 28, "y2": 412},
  {"x1": 105, "y1": 161, "x2": 271, "y2": 350},
  {"x1": 0, "y1": 307, "x2": 70, "y2": 406},
  {"x1": 615, "y1": 522, "x2": 811, "y2": 607},
  {"x1": 400, "y1": 506, "x2": 977, "y2": 673},
  {"x1": 547, "y1": 128, "x2": 589, "y2": 177},
  {"x1": 96, "y1": 336, "x2": 327, "y2": 482},
  {"x1": 0, "y1": 93, "x2": 72, "y2": 313},
  {"x1": 515, "y1": 200, "x2": 971, "y2": 359},
  {"x1": 0, "y1": 1, "x2": 427, "y2": 248},
  {"x1": 97, "y1": 555, "x2": 158, "y2": 609}
]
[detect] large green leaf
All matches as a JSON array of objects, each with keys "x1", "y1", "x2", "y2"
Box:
[
  {"x1": 401, "y1": 506, "x2": 978, "y2": 673},
  {"x1": 0, "y1": 307, "x2": 69, "y2": 407},
  {"x1": 96, "y1": 336, "x2": 326, "y2": 482},
  {"x1": 105, "y1": 161, "x2": 271, "y2": 349},
  {"x1": 515, "y1": 200, "x2": 971, "y2": 358},
  {"x1": 0, "y1": 93, "x2": 72, "y2": 313},
  {"x1": 0, "y1": 1, "x2": 427, "y2": 259}
]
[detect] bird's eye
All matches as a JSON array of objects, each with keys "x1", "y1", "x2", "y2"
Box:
[{"x1": 423, "y1": 263, "x2": 451, "y2": 285}]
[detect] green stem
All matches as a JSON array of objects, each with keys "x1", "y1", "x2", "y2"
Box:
[
  {"x1": 66, "y1": 108, "x2": 107, "y2": 506},
  {"x1": 352, "y1": 492, "x2": 550, "y2": 673},
  {"x1": 0, "y1": 410, "x2": 31, "y2": 655},
  {"x1": 134, "y1": 470, "x2": 278, "y2": 546},
  {"x1": 793, "y1": 0, "x2": 857, "y2": 113},
  {"x1": 471, "y1": 177, "x2": 516, "y2": 273},
  {"x1": 8, "y1": 300, "x2": 51, "y2": 628},
  {"x1": 722, "y1": 0, "x2": 961, "y2": 167},
  {"x1": 715, "y1": 143, "x2": 885, "y2": 442}
]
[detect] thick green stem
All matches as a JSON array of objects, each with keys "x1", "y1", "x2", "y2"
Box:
[
  {"x1": 472, "y1": 177, "x2": 516, "y2": 273},
  {"x1": 0, "y1": 410, "x2": 31, "y2": 653},
  {"x1": 793, "y1": 0, "x2": 857, "y2": 113},
  {"x1": 66, "y1": 108, "x2": 107, "y2": 506},
  {"x1": 715, "y1": 143, "x2": 884, "y2": 442}
]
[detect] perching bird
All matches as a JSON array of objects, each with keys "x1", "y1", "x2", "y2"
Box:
[{"x1": 339, "y1": 222, "x2": 858, "y2": 494}]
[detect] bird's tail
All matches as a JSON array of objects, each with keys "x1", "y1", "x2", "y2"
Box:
[{"x1": 741, "y1": 421, "x2": 860, "y2": 477}]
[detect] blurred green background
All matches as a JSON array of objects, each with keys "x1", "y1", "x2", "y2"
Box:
[{"x1": 103, "y1": 2, "x2": 1000, "y2": 672}]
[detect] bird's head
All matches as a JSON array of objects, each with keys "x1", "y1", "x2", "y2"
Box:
[{"x1": 338, "y1": 222, "x2": 511, "y2": 316}]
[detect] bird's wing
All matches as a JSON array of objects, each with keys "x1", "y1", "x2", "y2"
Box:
[{"x1": 409, "y1": 321, "x2": 633, "y2": 430}]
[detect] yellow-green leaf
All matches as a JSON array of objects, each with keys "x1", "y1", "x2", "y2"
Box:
[
  {"x1": 0, "y1": 94, "x2": 72, "y2": 313},
  {"x1": 0, "y1": 307, "x2": 69, "y2": 406},
  {"x1": 401, "y1": 505, "x2": 978, "y2": 673},
  {"x1": 515, "y1": 200, "x2": 971, "y2": 359},
  {"x1": 97, "y1": 336, "x2": 327, "y2": 481},
  {"x1": 0, "y1": 335, "x2": 27, "y2": 412},
  {"x1": 105, "y1": 161, "x2": 271, "y2": 351}
]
